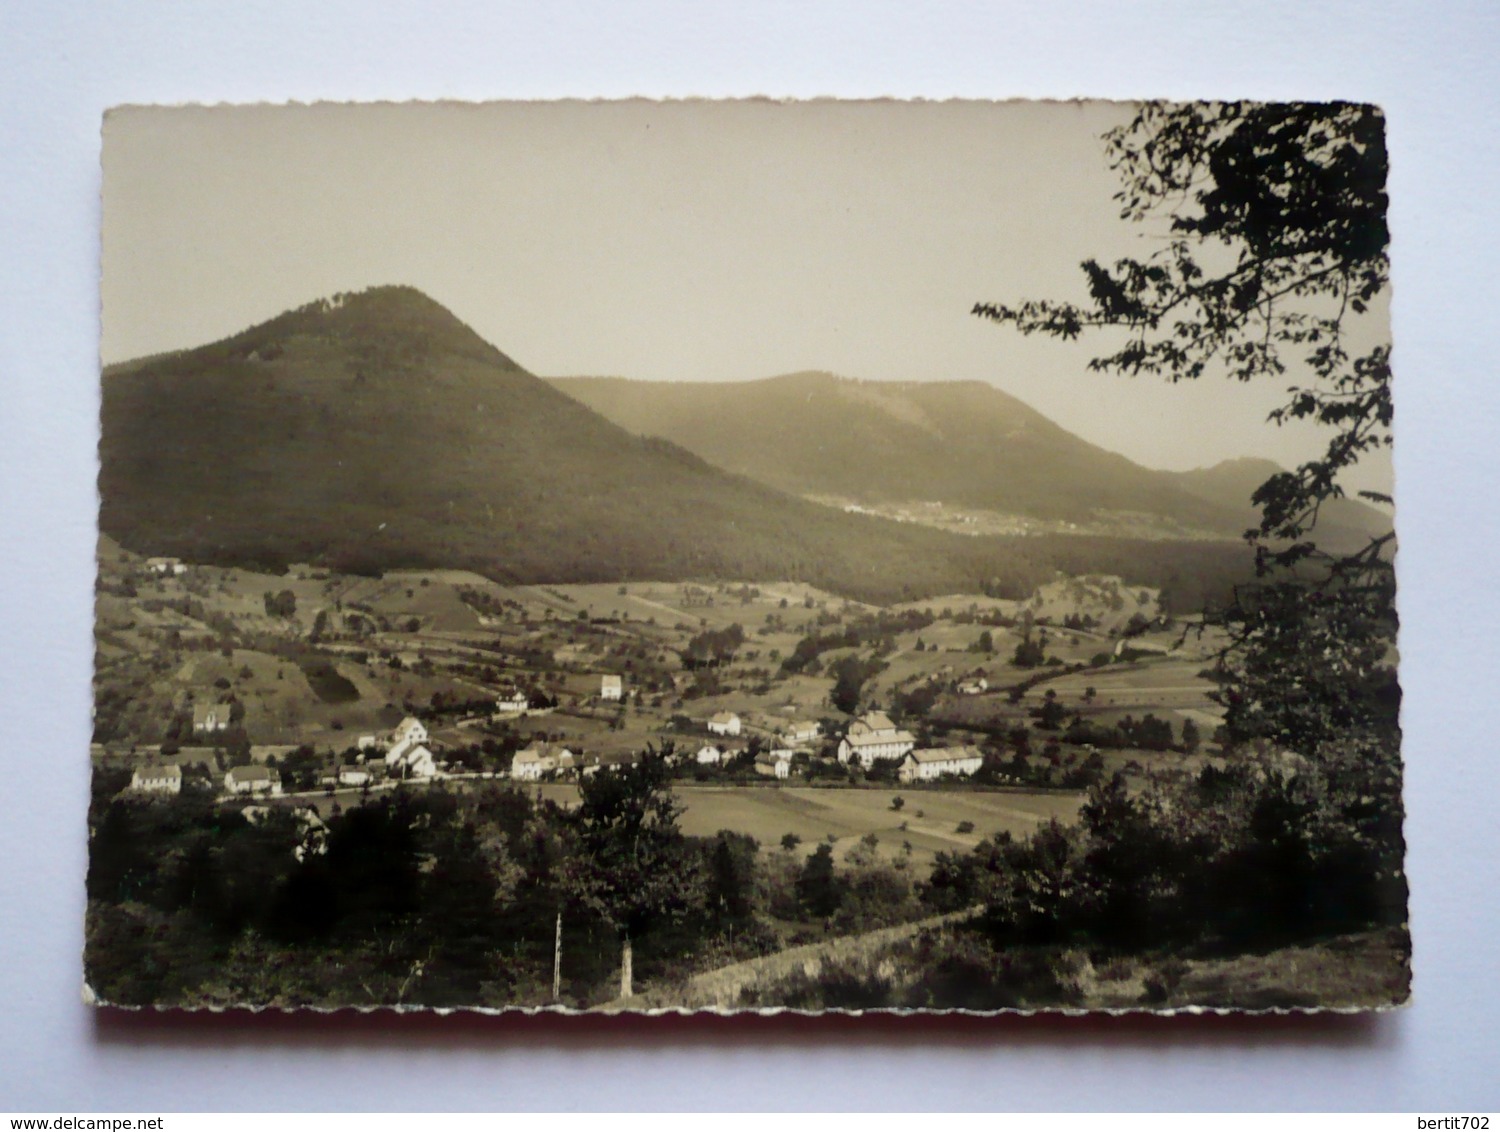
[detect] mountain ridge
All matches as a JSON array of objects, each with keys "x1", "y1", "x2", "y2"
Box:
[
  {"x1": 99, "y1": 286, "x2": 1256, "y2": 608},
  {"x1": 549, "y1": 372, "x2": 1392, "y2": 544}
]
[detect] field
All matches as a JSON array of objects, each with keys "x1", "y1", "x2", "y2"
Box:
[{"x1": 531, "y1": 783, "x2": 1083, "y2": 869}]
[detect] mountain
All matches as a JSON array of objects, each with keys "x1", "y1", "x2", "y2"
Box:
[
  {"x1": 1165, "y1": 456, "x2": 1392, "y2": 546},
  {"x1": 551, "y1": 373, "x2": 1226, "y2": 531},
  {"x1": 550, "y1": 372, "x2": 1393, "y2": 545},
  {"x1": 99, "y1": 286, "x2": 1253, "y2": 607}
]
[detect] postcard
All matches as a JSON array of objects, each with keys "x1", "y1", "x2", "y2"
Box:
[{"x1": 89, "y1": 99, "x2": 1405, "y2": 1012}]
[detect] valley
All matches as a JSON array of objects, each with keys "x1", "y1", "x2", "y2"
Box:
[
  {"x1": 87, "y1": 285, "x2": 1399, "y2": 1013},
  {"x1": 95, "y1": 533, "x2": 1230, "y2": 873}
]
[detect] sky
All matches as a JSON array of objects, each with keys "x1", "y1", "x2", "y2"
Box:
[{"x1": 101, "y1": 99, "x2": 1393, "y2": 495}]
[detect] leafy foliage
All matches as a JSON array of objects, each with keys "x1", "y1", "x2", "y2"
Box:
[
  {"x1": 975, "y1": 101, "x2": 1391, "y2": 560},
  {"x1": 975, "y1": 100, "x2": 1399, "y2": 763},
  {"x1": 561, "y1": 749, "x2": 704, "y2": 943}
]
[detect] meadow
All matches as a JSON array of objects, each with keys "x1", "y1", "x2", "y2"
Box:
[{"x1": 532, "y1": 783, "x2": 1084, "y2": 869}]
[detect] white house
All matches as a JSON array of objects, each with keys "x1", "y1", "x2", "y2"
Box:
[
  {"x1": 338, "y1": 764, "x2": 373, "y2": 787},
  {"x1": 388, "y1": 743, "x2": 436, "y2": 779},
  {"x1": 384, "y1": 717, "x2": 432, "y2": 775},
  {"x1": 600, "y1": 674, "x2": 623, "y2": 701},
  {"x1": 510, "y1": 749, "x2": 552, "y2": 781},
  {"x1": 767, "y1": 746, "x2": 796, "y2": 764},
  {"x1": 131, "y1": 762, "x2": 182, "y2": 795},
  {"x1": 192, "y1": 702, "x2": 233, "y2": 734},
  {"x1": 695, "y1": 743, "x2": 725, "y2": 766},
  {"x1": 898, "y1": 746, "x2": 985, "y2": 784},
  {"x1": 836, "y1": 711, "x2": 916, "y2": 768},
  {"x1": 780, "y1": 719, "x2": 821, "y2": 746},
  {"x1": 707, "y1": 711, "x2": 741, "y2": 737},
  {"x1": 389, "y1": 716, "x2": 429, "y2": 750},
  {"x1": 495, "y1": 689, "x2": 530, "y2": 716},
  {"x1": 145, "y1": 557, "x2": 186, "y2": 576},
  {"x1": 957, "y1": 677, "x2": 988, "y2": 695},
  {"x1": 356, "y1": 734, "x2": 379, "y2": 751},
  {"x1": 511, "y1": 743, "x2": 574, "y2": 781},
  {"x1": 754, "y1": 756, "x2": 790, "y2": 780},
  {"x1": 225, "y1": 764, "x2": 279, "y2": 796}
]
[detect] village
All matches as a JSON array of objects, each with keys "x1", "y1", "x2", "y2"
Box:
[{"x1": 94, "y1": 538, "x2": 1230, "y2": 864}]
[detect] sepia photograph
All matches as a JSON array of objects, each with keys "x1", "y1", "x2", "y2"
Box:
[{"x1": 89, "y1": 98, "x2": 1405, "y2": 1014}]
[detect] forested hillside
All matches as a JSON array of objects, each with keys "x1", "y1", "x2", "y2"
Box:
[{"x1": 101, "y1": 287, "x2": 1251, "y2": 609}]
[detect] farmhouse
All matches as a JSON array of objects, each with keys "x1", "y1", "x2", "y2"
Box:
[
  {"x1": 387, "y1": 743, "x2": 436, "y2": 779},
  {"x1": 898, "y1": 745, "x2": 985, "y2": 784},
  {"x1": 600, "y1": 674, "x2": 623, "y2": 701},
  {"x1": 695, "y1": 743, "x2": 725, "y2": 766},
  {"x1": 384, "y1": 717, "x2": 434, "y2": 777},
  {"x1": 389, "y1": 716, "x2": 429, "y2": 750},
  {"x1": 145, "y1": 556, "x2": 186, "y2": 576},
  {"x1": 356, "y1": 734, "x2": 378, "y2": 751},
  {"x1": 957, "y1": 677, "x2": 988, "y2": 695},
  {"x1": 707, "y1": 711, "x2": 742, "y2": 737},
  {"x1": 510, "y1": 749, "x2": 551, "y2": 781},
  {"x1": 224, "y1": 764, "x2": 279, "y2": 797},
  {"x1": 192, "y1": 702, "x2": 233, "y2": 734},
  {"x1": 754, "y1": 756, "x2": 790, "y2": 780},
  {"x1": 780, "y1": 719, "x2": 821, "y2": 746},
  {"x1": 495, "y1": 689, "x2": 530, "y2": 716},
  {"x1": 836, "y1": 711, "x2": 915, "y2": 768},
  {"x1": 511, "y1": 743, "x2": 575, "y2": 781},
  {"x1": 338, "y1": 764, "x2": 373, "y2": 787},
  {"x1": 130, "y1": 762, "x2": 182, "y2": 795}
]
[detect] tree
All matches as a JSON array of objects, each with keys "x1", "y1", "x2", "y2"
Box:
[
  {"x1": 1011, "y1": 637, "x2": 1045, "y2": 669},
  {"x1": 828, "y1": 654, "x2": 885, "y2": 715},
  {"x1": 974, "y1": 101, "x2": 1396, "y2": 763},
  {"x1": 560, "y1": 748, "x2": 702, "y2": 998},
  {"x1": 1037, "y1": 690, "x2": 1067, "y2": 731},
  {"x1": 796, "y1": 842, "x2": 844, "y2": 920},
  {"x1": 706, "y1": 831, "x2": 759, "y2": 929},
  {"x1": 263, "y1": 589, "x2": 297, "y2": 618},
  {"x1": 976, "y1": 102, "x2": 1390, "y2": 560}
]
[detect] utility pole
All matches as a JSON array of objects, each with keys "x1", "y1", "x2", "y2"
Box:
[{"x1": 552, "y1": 911, "x2": 562, "y2": 1003}]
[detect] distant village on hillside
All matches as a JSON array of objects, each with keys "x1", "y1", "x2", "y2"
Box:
[{"x1": 96, "y1": 541, "x2": 1221, "y2": 817}]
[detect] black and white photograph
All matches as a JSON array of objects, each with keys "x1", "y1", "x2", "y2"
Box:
[{"x1": 87, "y1": 98, "x2": 1405, "y2": 1014}]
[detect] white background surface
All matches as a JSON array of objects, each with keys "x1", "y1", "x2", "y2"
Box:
[{"x1": 1, "y1": 0, "x2": 1497, "y2": 1112}]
